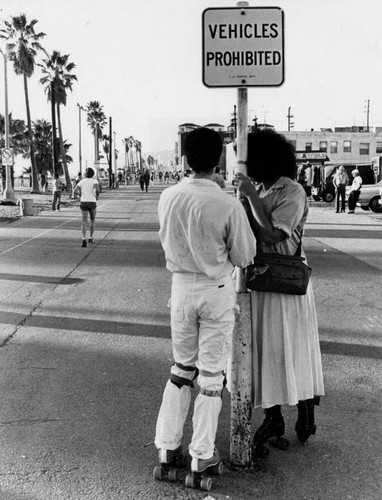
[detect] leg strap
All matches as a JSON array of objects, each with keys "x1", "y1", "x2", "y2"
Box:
[{"x1": 200, "y1": 388, "x2": 223, "y2": 397}]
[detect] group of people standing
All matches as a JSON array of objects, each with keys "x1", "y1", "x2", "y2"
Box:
[
  {"x1": 333, "y1": 165, "x2": 362, "y2": 214},
  {"x1": 154, "y1": 127, "x2": 324, "y2": 481}
]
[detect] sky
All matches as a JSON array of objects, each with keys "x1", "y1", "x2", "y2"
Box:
[{"x1": 1, "y1": 0, "x2": 382, "y2": 175}]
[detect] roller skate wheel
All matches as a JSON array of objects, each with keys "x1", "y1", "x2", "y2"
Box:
[
  {"x1": 153, "y1": 465, "x2": 163, "y2": 481},
  {"x1": 200, "y1": 476, "x2": 213, "y2": 491},
  {"x1": 185, "y1": 474, "x2": 195, "y2": 488},
  {"x1": 211, "y1": 461, "x2": 224, "y2": 475},
  {"x1": 168, "y1": 468, "x2": 178, "y2": 482}
]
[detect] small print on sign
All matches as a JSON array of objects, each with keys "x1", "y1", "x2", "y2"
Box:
[{"x1": 202, "y1": 7, "x2": 285, "y2": 88}]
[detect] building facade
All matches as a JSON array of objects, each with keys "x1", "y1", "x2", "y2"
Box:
[
  {"x1": 282, "y1": 126, "x2": 382, "y2": 168},
  {"x1": 177, "y1": 123, "x2": 382, "y2": 182}
]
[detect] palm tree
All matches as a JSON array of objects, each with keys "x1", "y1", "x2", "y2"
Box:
[
  {"x1": 126, "y1": 136, "x2": 136, "y2": 171},
  {"x1": 31, "y1": 119, "x2": 53, "y2": 177},
  {"x1": 146, "y1": 155, "x2": 155, "y2": 170},
  {"x1": 101, "y1": 133, "x2": 110, "y2": 164},
  {"x1": 86, "y1": 101, "x2": 107, "y2": 171},
  {"x1": 39, "y1": 50, "x2": 77, "y2": 190},
  {"x1": 135, "y1": 140, "x2": 142, "y2": 170},
  {"x1": 0, "y1": 14, "x2": 46, "y2": 193},
  {"x1": 0, "y1": 112, "x2": 28, "y2": 155},
  {"x1": 26, "y1": 119, "x2": 73, "y2": 178}
]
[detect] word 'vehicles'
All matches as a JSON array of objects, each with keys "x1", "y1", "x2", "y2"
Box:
[{"x1": 208, "y1": 22, "x2": 279, "y2": 39}]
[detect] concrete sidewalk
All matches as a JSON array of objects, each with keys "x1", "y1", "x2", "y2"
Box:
[{"x1": 0, "y1": 185, "x2": 381, "y2": 499}]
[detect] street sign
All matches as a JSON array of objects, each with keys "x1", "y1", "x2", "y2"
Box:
[
  {"x1": 202, "y1": 6, "x2": 284, "y2": 88},
  {"x1": 1, "y1": 147, "x2": 14, "y2": 166}
]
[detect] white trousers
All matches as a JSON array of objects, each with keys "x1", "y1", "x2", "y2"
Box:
[{"x1": 155, "y1": 273, "x2": 236, "y2": 460}]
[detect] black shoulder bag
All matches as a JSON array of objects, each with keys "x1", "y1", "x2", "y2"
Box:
[{"x1": 243, "y1": 202, "x2": 311, "y2": 295}]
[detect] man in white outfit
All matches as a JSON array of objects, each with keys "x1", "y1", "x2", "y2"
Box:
[{"x1": 154, "y1": 127, "x2": 256, "y2": 475}]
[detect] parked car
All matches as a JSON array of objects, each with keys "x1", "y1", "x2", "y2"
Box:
[{"x1": 346, "y1": 181, "x2": 382, "y2": 213}]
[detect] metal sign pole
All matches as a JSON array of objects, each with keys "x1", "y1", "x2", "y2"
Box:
[
  {"x1": 230, "y1": 84, "x2": 253, "y2": 469},
  {"x1": 202, "y1": 0, "x2": 284, "y2": 469}
]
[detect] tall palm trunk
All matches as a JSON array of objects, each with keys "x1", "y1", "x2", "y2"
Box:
[
  {"x1": 56, "y1": 103, "x2": 71, "y2": 191},
  {"x1": 51, "y1": 83, "x2": 59, "y2": 178},
  {"x1": 24, "y1": 74, "x2": 39, "y2": 193}
]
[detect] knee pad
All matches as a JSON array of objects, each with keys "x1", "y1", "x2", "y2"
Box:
[{"x1": 170, "y1": 362, "x2": 198, "y2": 389}]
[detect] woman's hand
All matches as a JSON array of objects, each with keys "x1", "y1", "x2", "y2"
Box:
[{"x1": 234, "y1": 173, "x2": 256, "y2": 198}]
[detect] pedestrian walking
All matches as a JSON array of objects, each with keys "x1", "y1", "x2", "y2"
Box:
[
  {"x1": 143, "y1": 169, "x2": 150, "y2": 192},
  {"x1": 333, "y1": 165, "x2": 349, "y2": 213},
  {"x1": 348, "y1": 169, "x2": 362, "y2": 214},
  {"x1": 139, "y1": 171, "x2": 145, "y2": 192},
  {"x1": 74, "y1": 167, "x2": 100, "y2": 247},
  {"x1": 51, "y1": 174, "x2": 63, "y2": 211},
  {"x1": 234, "y1": 129, "x2": 324, "y2": 457},
  {"x1": 153, "y1": 127, "x2": 256, "y2": 486}
]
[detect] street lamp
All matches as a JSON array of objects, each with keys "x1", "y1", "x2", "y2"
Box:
[
  {"x1": 0, "y1": 46, "x2": 15, "y2": 201},
  {"x1": 76, "y1": 103, "x2": 85, "y2": 176}
]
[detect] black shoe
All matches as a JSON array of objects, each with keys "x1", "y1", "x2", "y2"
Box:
[
  {"x1": 88, "y1": 238, "x2": 94, "y2": 244},
  {"x1": 252, "y1": 406, "x2": 289, "y2": 457},
  {"x1": 296, "y1": 396, "x2": 320, "y2": 444},
  {"x1": 81, "y1": 239, "x2": 87, "y2": 247}
]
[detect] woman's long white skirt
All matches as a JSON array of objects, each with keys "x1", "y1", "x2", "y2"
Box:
[{"x1": 251, "y1": 282, "x2": 325, "y2": 408}]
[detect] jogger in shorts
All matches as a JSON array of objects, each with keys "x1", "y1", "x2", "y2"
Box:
[{"x1": 74, "y1": 167, "x2": 100, "y2": 247}]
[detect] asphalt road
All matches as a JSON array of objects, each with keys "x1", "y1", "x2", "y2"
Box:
[{"x1": 0, "y1": 184, "x2": 381, "y2": 500}]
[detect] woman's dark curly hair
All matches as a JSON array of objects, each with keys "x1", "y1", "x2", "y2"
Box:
[{"x1": 247, "y1": 129, "x2": 297, "y2": 182}]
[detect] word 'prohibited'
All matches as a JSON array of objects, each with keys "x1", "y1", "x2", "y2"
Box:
[{"x1": 202, "y1": 6, "x2": 284, "y2": 87}]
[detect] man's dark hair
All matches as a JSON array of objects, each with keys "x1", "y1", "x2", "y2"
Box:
[
  {"x1": 85, "y1": 167, "x2": 95, "y2": 178},
  {"x1": 247, "y1": 129, "x2": 297, "y2": 182},
  {"x1": 184, "y1": 127, "x2": 223, "y2": 173}
]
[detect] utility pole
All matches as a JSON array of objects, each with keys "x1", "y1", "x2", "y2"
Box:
[
  {"x1": 287, "y1": 106, "x2": 294, "y2": 131},
  {"x1": 108, "y1": 117, "x2": 112, "y2": 189},
  {"x1": 77, "y1": 103, "x2": 84, "y2": 176},
  {"x1": 113, "y1": 131, "x2": 117, "y2": 175},
  {"x1": 364, "y1": 99, "x2": 370, "y2": 132}
]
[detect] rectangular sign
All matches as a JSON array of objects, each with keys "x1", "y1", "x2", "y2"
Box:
[
  {"x1": 1, "y1": 148, "x2": 14, "y2": 166},
  {"x1": 202, "y1": 6, "x2": 284, "y2": 88}
]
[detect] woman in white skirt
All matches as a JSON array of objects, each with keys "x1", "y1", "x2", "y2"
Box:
[{"x1": 235, "y1": 129, "x2": 324, "y2": 456}]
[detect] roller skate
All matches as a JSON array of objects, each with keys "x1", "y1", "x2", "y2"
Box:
[
  {"x1": 153, "y1": 446, "x2": 187, "y2": 483},
  {"x1": 252, "y1": 406, "x2": 290, "y2": 459},
  {"x1": 295, "y1": 396, "x2": 320, "y2": 444},
  {"x1": 185, "y1": 449, "x2": 224, "y2": 492}
]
